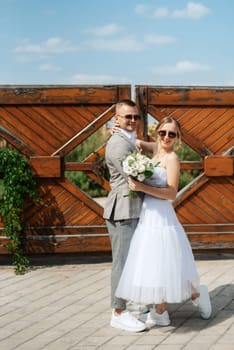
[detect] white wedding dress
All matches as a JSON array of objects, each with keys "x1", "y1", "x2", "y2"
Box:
[{"x1": 115, "y1": 166, "x2": 200, "y2": 304}]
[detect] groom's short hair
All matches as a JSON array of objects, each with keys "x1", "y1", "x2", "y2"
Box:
[{"x1": 116, "y1": 99, "x2": 137, "y2": 113}]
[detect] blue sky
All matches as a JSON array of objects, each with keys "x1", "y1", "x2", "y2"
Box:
[{"x1": 1, "y1": 0, "x2": 233, "y2": 86}]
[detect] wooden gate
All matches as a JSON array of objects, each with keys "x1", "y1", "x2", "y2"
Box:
[
  {"x1": 0, "y1": 85, "x2": 130, "y2": 255},
  {"x1": 136, "y1": 86, "x2": 234, "y2": 253},
  {"x1": 0, "y1": 85, "x2": 233, "y2": 256}
]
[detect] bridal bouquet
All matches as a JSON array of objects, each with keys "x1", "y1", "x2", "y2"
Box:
[{"x1": 122, "y1": 151, "x2": 155, "y2": 197}]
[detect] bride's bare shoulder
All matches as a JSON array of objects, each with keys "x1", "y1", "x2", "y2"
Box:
[{"x1": 166, "y1": 151, "x2": 179, "y2": 164}]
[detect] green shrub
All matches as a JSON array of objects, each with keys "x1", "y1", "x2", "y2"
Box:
[{"x1": 0, "y1": 148, "x2": 39, "y2": 274}]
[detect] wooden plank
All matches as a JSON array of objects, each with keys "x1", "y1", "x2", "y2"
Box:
[
  {"x1": 0, "y1": 224, "x2": 223, "y2": 237},
  {"x1": 198, "y1": 109, "x2": 233, "y2": 139},
  {"x1": 82, "y1": 170, "x2": 110, "y2": 191},
  {"x1": 147, "y1": 105, "x2": 218, "y2": 155},
  {"x1": 0, "y1": 85, "x2": 131, "y2": 104},
  {"x1": 20, "y1": 105, "x2": 72, "y2": 142},
  {"x1": 0, "y1": 106, "x2": 53, "y2": 155},
  {"x1": 31, "y1": 106, "x2": 74, "y2": 138},
  {"x1": 65, "y1": 162, "x2": 95, "y2": 171},
  {"x1": 204, "y1": 156, "x2": 233, "y2": 176},
  {"x1": 147, "y1": 107, "x2": 211, "y2": 154},
  {"x1": 209, "y1": 177, "x2": 234, "y2": 200},
  {"x1": 26, "y1": 235, "x2": 111, "y2": 253},
  {"x1": 24, "y1": 182, "x2": 65, "y2": 222},
  {"x1": 183, "y1": 223, "x2": 234, "y2": 232},
  {"x1": 25, "y1": 225, "x2": 108, "y2": 235},
  {"x1": 0, "y1": 125, "x2": 35, "y2": 157},
  {"x1": 136, "y1": 86, "x2": 148, "y2": 138},
  {"x1": 190, "y1": 108, "x2": 229, "y2": 138},
  {"x1": 211, "y1": 133, "x2": 233, "y2": 155},
  {"x1": 189, "y1": 242, "x2": 234, "y2": 252},
  {"x1": 180, "y1": 161, "x2": 203, "y2": 170},
  {"x1": 25, "y1": 179, "x2": 105, "y2": 226},
  {"x1": 188, "y1": 236, "x2": 234, "y2": 242},
  {"x1": 117, "y1": 85, "x2": 132, "y2": 100},
  {"x1": 1, "y1": 233, "x2": 233, "y2": 255},
  {"x1": 177, "y1": 107, "x2": 215, "y2": 130},
  {"x1": 51, "y1": 107, "x2": 114, "y2": 156},
  {"x1": 0, "y1": 237, "x2": 10, "y2": 254},
  {"x1": 204, "y1": 115, "x2": 233, "y2": 148},
  {"x1": 143, "y1": 86, "x2": 234, "y2": 106},
  {"x1": 176, "y1": 202, "x2": 202, "y2": 223},
  {"x1": 173, "y1": 174, "x2": 209, "y2": 207},
  {"x1": 30, "y1": 156, "x2": 61, "y2": 177},
  {"x1": 61, "y1": 106, "x2": 87, "y2": 129},
  {"x1": 191, "y1": 196, "x2": 229, "y2": 223},
  {"x1": 5, "y1": 105, "x2": 66, "y2": 144},
  {"x1": 180, "y1": 131, "x2": 211, "y2": 156},
  {"x1": 148, "y1": 106, "x2": 190, "y2": 121},
  {"x1": 63, "y1": 201, "x2": 96, "y2": 226},
  {"x1": 187, "y1": 233, "x2": 234, "y2": 243},
  {"x1": 58, "y1": 178, "x2": 104, "y2": 217},
  {"x1": 81, "y1": 145, "x2": 111, "y2": 191},
  {"x1": 183, "y1": 201, "x2": 216, "y2": 223},
  {"x1": 199, "y1": 186, "x2": 233, "y2": 221},
  {"x1": 187, "y1": 230, "x2": 234, "y2": 251},
  {"x1": 0, "y1": 235, "x2": 111, "y2": 254}
]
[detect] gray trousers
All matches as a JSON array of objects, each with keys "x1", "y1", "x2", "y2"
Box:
[{"x1": 106, "y1": 217, "x2": 138, "y2": 309}]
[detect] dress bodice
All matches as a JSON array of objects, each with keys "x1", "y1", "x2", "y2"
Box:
[{"x1": 144, "y1": 166, "x2": 167, "y2": 188}]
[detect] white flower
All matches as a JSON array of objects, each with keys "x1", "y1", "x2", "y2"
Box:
[
  {"x1": 122, "y1": 151, "x2": 157, "y2": 197},
  {"x1": 137, "y1": 173, "x2": 145, "y2": 182},
  {"x1": 136, "y1": 162, "x2": 145, "y2": 173},
  {"x1": 122, "y1": 151, "x2": 154, "y2": 182}
]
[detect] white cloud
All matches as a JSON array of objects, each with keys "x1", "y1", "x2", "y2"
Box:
[
  {"x1": 135, "y1": 4, "x2": 149, "y2": 15},
  {"x1": 71, "y1": 73, "x2": 128, "y2": 84},
  {"x1": 172, "y1": 2, "x2": 210, "y2": 19},
  {"x1": 152, "y1": 60, "x2": 212, "y2": 75},
  {"x1": 152, "y1": 7, "x2": 168, "y2": 18},
  {"x1": 15, "y1": 37, "x2": 78, "y2": 55},
  {"x1": 39, "y1": 63, "x2": 62, "y2": 72},
  {"x1": 14, "y1": 31, "x2": 175, "y2": 62},
  {"x1": 145, "y1": 34, "x2": 176, "y2": 45},
  {"x1": 87, "y1": 36, "x2": 144, "y2": 52},
  {"x1": 136, "y1": 2, "x2": 210, "y2": 19},
  {"x1": 86, "y1": 33, "x2": 175, "y2": 52},
  {"x1": 85, "y1": 23, "x2": 124, "y2": 36}
]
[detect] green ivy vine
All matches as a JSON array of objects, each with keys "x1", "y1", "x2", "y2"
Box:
[{"x1": 0, "y1": 148, "x2": 39, "y2": 274}]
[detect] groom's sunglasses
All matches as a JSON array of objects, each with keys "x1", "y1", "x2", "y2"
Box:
[
  {"x1": 118, "y1": 114, "x2": 141, "y2": 121},
  {"x1": 158, "y1": 130, "x2": 177, "y2": 139}
]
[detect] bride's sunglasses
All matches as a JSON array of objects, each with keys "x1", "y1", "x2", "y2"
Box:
[{"x1": 158, "y1": 130, "x2": 177, "y2": 139}]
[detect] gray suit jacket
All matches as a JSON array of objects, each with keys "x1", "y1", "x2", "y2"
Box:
[{"x1": 103, "y1": 131, "x2": 143, "y2": 221}]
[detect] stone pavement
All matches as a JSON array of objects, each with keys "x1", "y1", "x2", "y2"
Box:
[{"x1": 0, "y1": 254, "x2": 233, "y2": 350}]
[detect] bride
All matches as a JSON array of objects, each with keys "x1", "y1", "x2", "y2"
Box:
[{"x1": 115, "y1": 116, "x2": 212, "y2": 327}]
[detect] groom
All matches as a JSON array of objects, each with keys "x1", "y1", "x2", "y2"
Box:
[{"x1": 103, "y1": 99, "x2": 146, "y2": 332}]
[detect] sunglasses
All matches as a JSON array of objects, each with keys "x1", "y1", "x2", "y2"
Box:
[
  {"x1": 158, "y1": 130, "x2": 177, "y2": 139},
  {"x1": 118, "y1": 114, "x2": 141, "y2": 121}
]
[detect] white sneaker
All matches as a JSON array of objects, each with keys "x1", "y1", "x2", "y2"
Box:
[
  {"x1": 140, "y1": 309, "x2": 171, "y2": 328},
  {"x1": 192, "y1": 285, "x2": 212, "y2": 319},
  {"x1": 127, "y1": 302, "x2": 149, "y2": 315},
  {"x1": 110, "y1": 310, "x2": 146, "y2": 332}
]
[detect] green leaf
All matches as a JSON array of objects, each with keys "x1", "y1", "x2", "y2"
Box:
[{"x1": 0, "y1": 148, "x2": 39, "y2": 274}]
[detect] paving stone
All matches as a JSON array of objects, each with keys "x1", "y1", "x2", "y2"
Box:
[{"x1": 0, "y1": 256, "x2": 233, "y2": 350}]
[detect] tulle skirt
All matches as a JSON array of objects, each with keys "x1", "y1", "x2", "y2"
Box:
[{"x1": 115, "y1": 195, "x2": 200, "y2": 304}]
